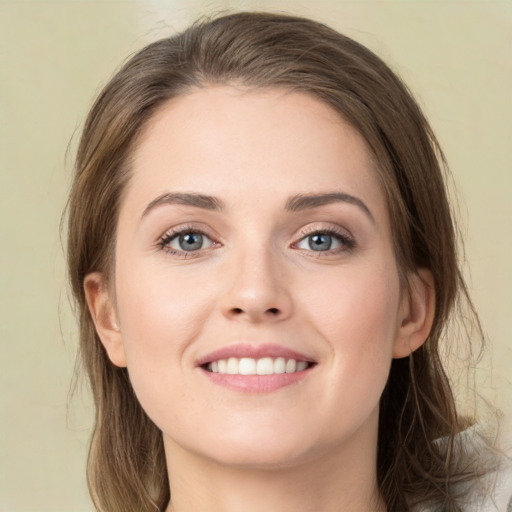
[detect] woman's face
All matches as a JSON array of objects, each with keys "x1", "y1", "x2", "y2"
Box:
[{"x1": 97, "y1": 86, "x2": 416, "y2": 469}]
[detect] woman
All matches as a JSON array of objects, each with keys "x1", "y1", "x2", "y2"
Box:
[{"x1": 66, "y1": 12, "x2": 510, "y2": 512}]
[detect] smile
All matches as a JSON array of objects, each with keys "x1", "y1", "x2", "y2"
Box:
[
  {"x1": 197, "y1": 343, "x2": 317, "y2": 392},
  {"x1": 206, "y1": 357, "x2": 311, "y2": 375}
]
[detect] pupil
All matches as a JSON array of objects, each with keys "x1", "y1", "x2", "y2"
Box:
[
  {"x1": 180, "y1": 233, "x2": 202, "y2": 251},
  {"x1": 309, "y1": 233, "x2": 331, "y2": 251}
]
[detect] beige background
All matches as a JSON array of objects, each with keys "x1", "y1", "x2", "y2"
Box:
[{"x1": 1, "y1": 1, "x2": 510, "y2": 510}]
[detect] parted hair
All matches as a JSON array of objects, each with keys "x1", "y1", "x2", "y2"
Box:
[{"x1": 67, "y1": 12, "x2": 485, "y2": 512}]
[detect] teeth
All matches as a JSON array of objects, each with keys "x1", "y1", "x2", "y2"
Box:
[
  {"x1": 257, "y1": 357, "x2": 274, "y2": 375},
  {"x1": 285, "y1": 359, "x2": 297, "y2": 373},
  {"x1": 296, "y1": 361, "x2": 308, "y2": 372},
  {"x1": 239, "y1": 357, "x2": 256, "y2": 375},
  {"x1": 274, "y1": 357, "x2": 286, "y2": 374},
  {"x1": 226, "y1": 357, "x2": 239, "y2": 375},
  {"x1": 207, "y1": 357, "x2": 310, "y2": 375}
]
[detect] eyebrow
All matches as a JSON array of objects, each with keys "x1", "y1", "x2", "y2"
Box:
[
  {"x1": 285, "y1": 192, "x2": 374, "y2": 223},
  {"x1": 141, "y1": 191, "x2": 374, "y2": 223},
  {"x1": 142, "y1": 192, "x2": 225, "y2": 218}
]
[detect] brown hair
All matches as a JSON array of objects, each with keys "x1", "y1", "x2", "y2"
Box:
[{"x1": 67, "y1": 12, "x2": 485, "y2": 512}]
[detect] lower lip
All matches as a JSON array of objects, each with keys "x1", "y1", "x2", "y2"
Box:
[{"x1": 199, "y1": 367, "x2": 314, "y2": 393}]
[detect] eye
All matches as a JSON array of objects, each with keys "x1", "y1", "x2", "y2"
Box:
[
  {"x1": 294, "y1": 229, "x2": 355, "y2": 253},
  {"x1": 158, "y1": 227, "x2": 217, "y2": 256},
  {"x1": 298, "y1": 232, "x2": 336, "y2": 251}
]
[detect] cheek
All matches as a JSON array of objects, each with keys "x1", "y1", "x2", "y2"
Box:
[
  {"x1": 301, "y1": 263, "x2": 401, "y2": 402},
  {"x1": 112, "y1": 261, "x2": 222, "y2": 426},
  {"x1": 302, "y1": 261, "x2": 400, "y2": 341},
  {"x1": 113, "y1": 261, "x2": 217, "y2": 391}
]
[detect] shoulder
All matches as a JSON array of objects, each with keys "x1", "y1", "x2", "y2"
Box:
[
  {"x1": 463, "y1": 459, "x2": 512, "y2": 511},
  {"x1": 415, "y1": 459, "x2": 512, "y2": 512},
  {"x1": 497, "y1": 465, "x2": 512, "y2": 511},
  {"x1": 415, "y1": 426, "x2": 512, "y2": 512},
  {"x1": 456, "y1": 428, "x2": 512, "y2": 512}
]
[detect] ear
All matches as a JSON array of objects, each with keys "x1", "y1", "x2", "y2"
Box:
[
  {"x1": 84, "y1": 272, "x2": 127, "y2": 367},
  {"x1": 393, "y1": 269, "x2": 436, "y2": 359}
]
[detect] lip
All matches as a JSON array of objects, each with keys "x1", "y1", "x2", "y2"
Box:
[
  {"x1": 200, "y1": 370, "x2": 314, "y2": 393},
  {"x1": 196, "y1": 343, "x2": 317, "y2": 393},
  {"x1": 195, "y1": 343, "x2": 315, "y2": 366}
]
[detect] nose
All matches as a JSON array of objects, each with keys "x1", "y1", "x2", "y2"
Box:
[{"x1": 219, "y1": 247, "x2": 293, "y2": 324}]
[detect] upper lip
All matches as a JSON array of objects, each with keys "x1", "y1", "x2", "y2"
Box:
[{"x1": 196, "y1": 343, "x2": 316, "y2": 367}]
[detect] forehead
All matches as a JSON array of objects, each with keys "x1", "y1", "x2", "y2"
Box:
[{"x1": 125, "y1": 86, "x2": 386, "y2": 219}]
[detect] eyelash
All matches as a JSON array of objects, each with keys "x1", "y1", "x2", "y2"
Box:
[
  {"x1": 293, "y1": 226, "x2": 356, "y2": 256},
  {"x1": 157, "y1": 224, "x2": 217, "y2": 258},
  {"x1": 156, "y1": 225, "x2": 356, "y2": 259}
]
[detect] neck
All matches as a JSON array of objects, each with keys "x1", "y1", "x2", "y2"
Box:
[{"x1": 164, "y1": 415, "x2": 386, "y2": 512}]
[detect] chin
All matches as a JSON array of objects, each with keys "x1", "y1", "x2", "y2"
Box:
[
  {"x1": 184, "y1": 421, "x2": 330, "y2": 471},
  {"x1": 206, "y1": 441, "x2": 316, "y2": 471}
]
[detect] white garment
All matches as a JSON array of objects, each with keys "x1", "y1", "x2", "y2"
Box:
[
  {"x1": 464, "y1": 461, "x2": 512, "y2": 511},
  {"x1": 417, "y1": 426, "x2": 512, "y2": 511},
  {"x1": 458, "y1": 431, "x2": 512, "y2": 512}
]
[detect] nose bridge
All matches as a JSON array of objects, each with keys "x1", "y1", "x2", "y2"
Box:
[{"x1": 220, "y1": 235, "x2": 292, "y2": 323}]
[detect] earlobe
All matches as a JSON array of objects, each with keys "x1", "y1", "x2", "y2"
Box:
[
  {"x1": 84, "y1": 272, "x2": 127, "y2": 367},
  {"x1": 393, "y1": 269, "x2": 436, "y2": 359}
]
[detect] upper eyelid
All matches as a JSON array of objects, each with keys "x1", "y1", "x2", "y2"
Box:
[
  {"x1": 293, "y1": 223, "x2": 354, "y2": 241},
  {"x1": 158, "y1": 223, "x2": 350, "y2": 238},
  {"x1": 293, "y1": 229, "x2": 353, "y2": 246},
  {"x1": 159, "y1": 223, "x2": 219, "y2": 242},
  {"x1": 161, "y1": 229, "x2": 213, "y2": 244}
]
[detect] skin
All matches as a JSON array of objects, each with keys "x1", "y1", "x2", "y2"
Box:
[{"x1": 85, "y1": 86, "x2": 435, "y2": 512}]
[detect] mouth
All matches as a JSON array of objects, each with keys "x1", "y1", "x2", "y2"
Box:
[
  {"x1": 196, "y1": 343, "x2": 317, "y2": 392},
  {"x1": 202, "y1": 357, "x2": 314, "y2": 375}
]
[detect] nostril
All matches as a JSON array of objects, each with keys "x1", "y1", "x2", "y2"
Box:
[{"x1": 228, "y1": 306, "x2": 281, "y2": 318}]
